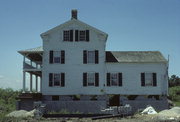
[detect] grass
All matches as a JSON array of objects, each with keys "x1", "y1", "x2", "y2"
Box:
[{"x1": 173, "y1": 101, "x2": 180, "y2": 106}]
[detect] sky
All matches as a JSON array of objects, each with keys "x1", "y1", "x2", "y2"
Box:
[{"x1": 0, "y1": 0, "x2": 179, "y2": 90}]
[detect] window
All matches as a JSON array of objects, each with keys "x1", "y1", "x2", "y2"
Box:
[
  {"x1": 54, "y1": 51, "x2": 61, "y2": 63},
  {"x1": 54, "y1": 74, "x2": 60, "y2": 86},
  {"x1": 75, "y1": 30, "x2": 89, "y2": 42},
  {"x1": 107, "y1": 73, "x2": 122, "y2": 86},
  {"x1": 141, "y1": 73, "x2": 157, "y2": 87},
  {"x1": 63, "y1": 30, "x2": 70, "y2": 41},
  {"x1": 87, "y1": 73, "x2": 95, "y2": 86},
  {"x1": 49, "y1": 73, "x2": 65, "y2": 87},
  {"x1": 111, "y1": 73, "x2": 118, "y2": 86},
  {"x1": 49, "y1": 50, "x2": 65, "y2": 64},
  {"x1": 52, "y1": 95, "x2": 59, "y2": 101},
  {"x1": 88, "y1": 51, "x2": 95, "y2": 63},
  {"x1": 83, "y1": 50, "x2": 98, "y2": 64},
  {"x1": 63, "y1": 30, "x2": 73, "y2": 41},
  {"x1": 79, "y1": 30, "x2": 86, "y2": 41},
  {"x1": 83, "y1": 72, "x2": 99, "y2": 87}
]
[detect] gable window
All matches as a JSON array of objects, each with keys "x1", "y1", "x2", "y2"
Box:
[
  {"x1": 83, "y1": 72, "x2": 99, "y2": 87},
  {"x1": 49, "y1": 50, "x2": 65, "y2": 64},
  {"x1": 83, "y1": 50, "x2": 98, "y2": 64},
  {"x1": 75, "y1": 30, "x2": 89, "y2": 42},
  {"x1": 63, "y1": 30, "x2": 73, "y2": 41},
  {"x1": 79, "y1": 30, "x2": 86, "y2": 41},
  {"x1": 141, "y1": 72, "x2": 157, "y2": 87},
  {"x1": 107, "y1": 73, "x2": 122, "y2": 86},
  {"x1": 49, "y1": 73, "x2": 65, "y2": 87}
]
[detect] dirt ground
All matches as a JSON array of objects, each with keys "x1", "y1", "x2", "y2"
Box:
[{"x1": 17, "y1": 114, "x2": 161, "y2": 122}]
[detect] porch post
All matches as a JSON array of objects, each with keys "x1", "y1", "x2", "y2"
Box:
[
  {"x1": 23, "y1": 71, "x2": 26, "y2": 93},
  {"x1": 30, "y1": 73, "x2": 32, "y2": 92},
  {"x1": 35, "y1": 75, "x2": 38, "y2": 92},
  {"x1": 40, "y1": 77, "x2": 42, "y2": 93}
]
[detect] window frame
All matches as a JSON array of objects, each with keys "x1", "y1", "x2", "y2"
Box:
[
  {"x1": 87, "y1": 50, "x2": 95, "y2": 64},
  {"x1": 87, "y1": 72, "x2": 95, "y2": 86},
  {"x1": 79, "y1": 30, "x2": 86, "y2": 41},
  {"x1": 141, "y1": 72, "x2": 157, "y2": 87},
  {"x1": 110, "y1": 73, "x2": 119, "y2": 86},
  {"x1": 63, "y1": 30, "x2": 70, "y2": 41},
  {"x1": 53, "y1": 51, "x2": 61, "y2": 63},
  {"x1": 53, "y1": 73, "x2": 61, "y2": 86}
]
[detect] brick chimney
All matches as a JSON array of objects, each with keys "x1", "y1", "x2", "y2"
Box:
[{"x1": 71, "y1": 9, "x2": 77, "y2": 19}]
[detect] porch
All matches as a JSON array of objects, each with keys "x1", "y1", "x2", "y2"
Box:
[{"x1": 18, "y1": 46, "x2": 43, "y2": 93}]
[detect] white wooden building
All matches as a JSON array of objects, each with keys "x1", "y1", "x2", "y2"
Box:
[{"x1": 17, "y1": 10, "x2": 169, "y2": 113}]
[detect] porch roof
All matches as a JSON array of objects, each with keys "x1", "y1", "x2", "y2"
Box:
[{"x1": 18, "y1": 46, "x2": 43, "y2": 62}]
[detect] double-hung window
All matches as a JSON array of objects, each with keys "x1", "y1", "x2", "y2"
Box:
[
  {"x1": 49, "y1": 50, "x2": 65, "y2": 64},
  {"x1": 53, "y1": 51, "x2": 61, "y2": 63},
  {"x1": 83, "y1": 72, "x2": 99, "y2": 87},
  {"x1": 87, "y1": 73, "x2": 95, "y2": 86},
  {"x1": 63, "y1": 30, "x2": 73, "y2": 41},
  {"x1": 75, "y1": 30, "x2": 89, "y2": 42},
  {"x1": 49, "y1": 73, "x2": 65, "y2": 87},
  {"x1": 53, "y1": 73, "x2": 61, "y2": 86},
  {"x1": 107, "y1": 73, "x2": 122, "y2": 86},
  {"x1": 79, "y1": 30, "x2": 86, "y2": 41},
  {"x1": 87, "y1": 51, "x2": 95, "y2": 63},
  {"x1": 83, "y1": 50, "x2": 98, "y2": 64},
  {"x1": 141, "y1": 72, "x2": 157, "y2": 87}
]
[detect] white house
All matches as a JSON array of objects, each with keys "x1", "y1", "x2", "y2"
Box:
[{"x1": 17, "y1": 10, "x2": 169, "y2": 113}]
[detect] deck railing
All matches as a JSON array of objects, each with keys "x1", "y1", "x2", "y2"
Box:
[{"x1": 23, "y1": 61, "x2": 42, "y2": 70}]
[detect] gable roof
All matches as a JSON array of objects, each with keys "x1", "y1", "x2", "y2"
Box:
[
  {"x1": 106, "y1": 51, "x2": 167, "y2": 63},
  {"x1": 40, "y1": 19, "x2": 108, "y2": 39}
]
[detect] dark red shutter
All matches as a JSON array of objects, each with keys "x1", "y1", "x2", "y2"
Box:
[
  {"x1": 83, "y1": 50, "x2": 87, "y2": 64},
  {"x1": 70, "y1": 30, "x2": 73, "y2": 41},
  {"x1": 118, "y1": 73, "x2": 122, "y2": 86},
  {"x1": 61, "y1": 73, "x2": 65, "y2": 87},
  {"x1": 83, "y1": 73, "x2": 87, "y2": 86},
  {"x1": 86, "y1": 30, "x2": 89, "y2": 41},
  {"x1": 141, "y1": 73, "x2": 145, "y2": 86},
  {"x1": 49, "y1": 50, "x2": 53, "y2": 64},
  {"x1": 75, "y1": 30, "x2": 79, "y2": 41},
  {"x1": 49, "y1": 73, "x2": 53, "y2": 87},
  {"x1": 61, "y1": 50, "x2": 65, "y2": 64},
  {"x1": 107, "y1": 73, "x2": 110, "y2": 86},
  {"x1": 95, "y1": 73, "x2": 99, "y2": 87},
  {"x1": 153, "y1": 73, "x2": 157, "y2": 86},
  {"x1": 95, "y1": 50, "x2": 99, "y2": 64}
]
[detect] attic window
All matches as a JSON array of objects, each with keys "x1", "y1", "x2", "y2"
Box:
[
  {"x1": 63, "y1": 30, "x2": 73, "y2": 41},
  {"x1": 75, "y1": 30, "x2": 89, "y2": 42},
  {"x1": 79, "y1": 30, "x2": 86, "y2": 41}
]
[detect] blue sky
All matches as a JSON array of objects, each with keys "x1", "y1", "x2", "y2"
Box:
[{"x1": 0, "y1": 0, "x2": 179, "y2": 90}]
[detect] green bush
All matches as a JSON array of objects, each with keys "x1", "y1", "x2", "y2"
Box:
[{"x1": 168, "y1": 86, "x2": 180, "y2": 106}]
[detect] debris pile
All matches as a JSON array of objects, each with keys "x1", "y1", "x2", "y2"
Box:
[{"x1": 154, "y1": 107, "x2": 180, "y2": 121}]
